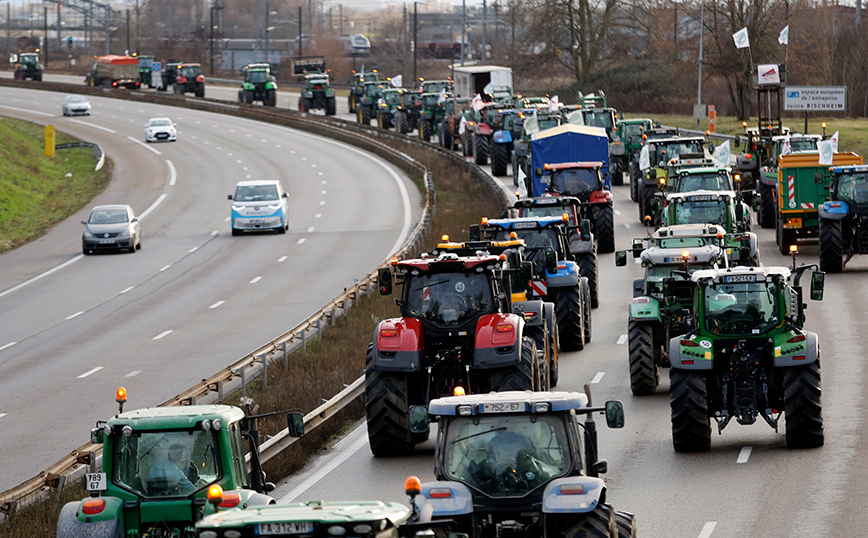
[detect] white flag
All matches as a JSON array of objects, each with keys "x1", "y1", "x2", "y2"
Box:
[
  {"x1": 437, "y1": 88, "x2": 447, "y2": 104},
  {"x1": 830, "y1": 131, "x2": 839, "y2": 153},
  {"x1": 817, "y1": 138, "x2": 835, "y2": 166},
  {"x1": 482, "y1": 82, "x2": 494, "y2": 96},
  {"x1": 458, "y1": 116, "x2": 467, "y2": 135},
  {"x1": 517, "y1": 167, "x2": 528, "y2": 196},
  {"x1": 391, "y1": 74, "x2": 402, "y2": 87},
  {"x1": 711, "y1": 140, "x2": 731, "y2": 168},
  {"x1": 567, "y1": 110, "x2": 584, "y2": 126},
  {"x1": 639, "y1": 145, "x2": 651, "y2": 170},
  {"x1": 780, "y1": 135, "x2": 791, "y2": 156},
  {"x1": 472, "y1": 93, "x2": 484, "y2": 111},
  {"x1": 732, "y1": 27, "x2": 750, "y2": 49},
  {"x1": 524, "y1": 115, "x2": 539, "y2": 135},
  {"x1": 778, "y1": 25, "x2": 789, "y2": 45},
  {"x1": 549, "y1": 95, "x2": 559, "y2": 112}
]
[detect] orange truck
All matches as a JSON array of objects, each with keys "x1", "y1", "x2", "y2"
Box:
[{"x1": 84, "y1": 55, "x2": 141, "y2": 89}]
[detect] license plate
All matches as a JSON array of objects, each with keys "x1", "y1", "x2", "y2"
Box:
[
  {"x1": 723, "y1": 274, "x2": 757, "y2": 283},
  {"x1": 256, "y1": 522, "x2": 314, "y2": 535},
  {"x1": 512, "y1": 221, "x2": 537, "y2": 229},
  {"x1": 482, "y1": 402, "x2": 523, "y2": 413},
  {"x1": 687, "y1": 195, "x2": 712, "y2": 201},
  {"x1": 99, "y1": 238, "x2": 116, "y2": 244},
  {"x1": 84, "y1": 472, "x2": 107, "y2": 491}
]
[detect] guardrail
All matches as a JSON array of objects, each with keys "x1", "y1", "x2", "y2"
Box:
[{"x1": 54, "y1": 141, "x2": 105, "y2": 171}]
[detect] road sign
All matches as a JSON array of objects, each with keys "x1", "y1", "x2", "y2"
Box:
[
  {"x1": 784, "y1": 86, "x2": 846, "y2": 111},
  {"x1": 152, "y1": 61, "x2": 161, "y2": 72}
]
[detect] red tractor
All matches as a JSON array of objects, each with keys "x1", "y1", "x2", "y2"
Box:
[
  {"x1": 367, "y1": 250, "x2": 546, "y2": 456},
  {"x1": 174, "y1": 63, "x2": 205, "y2": 97}
]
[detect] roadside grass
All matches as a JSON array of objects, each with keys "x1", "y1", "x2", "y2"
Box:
[{"x1": 0, "y1": 117, "x2": 111, "y2": 254}]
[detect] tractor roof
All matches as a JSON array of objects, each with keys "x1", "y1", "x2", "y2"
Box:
[
  {"x1": 485, "y1": 216, "x2": 570, "y2": 230},
  {"x1": 772, "y1": 134, "x2": 821, "y2": 142},
  {"x1": 692, "y1": 265, "x2": 792, "y2": 282},
  {"x1": 108, "y1": 405, "x2": 244, "y2": 429},
  {"x1": 618, "y1": 118, "x2": 653, "y2": 125},
  {"x1": 514, "y1": 195, "x2": 583, "y2": 208},
  {"x1": 429, "y1": 390, "x2": 589, "y2": 416},
  {"x1": 436, "y1": 239, "x2": 526, "y2": 254},
  {"x1": 665, "y1": 190, "x2": 737, "y2": 202},
  {"x1": 641, "y1": 244, "x2": 722, "y2": 267},
  {"x1": 676, "y1": 166, "x2": 729, "y2": 175},
  {"x1": 197, "y1": 501, "x2": 411, "y2": 530},
  {"x1": 543, "y1": 161, "x2": 604, "y2": 171},
  {"x1": 394, "y1": 251, "x2": 502, "y2": 272},
  {"x1": 653, "y1": 224, "x2": 726, "y2": 239}
]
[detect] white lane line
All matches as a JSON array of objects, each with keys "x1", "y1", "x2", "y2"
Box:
[
  {"x1": 69, "y1": 118, "x2": 117, "y2": 132},
  {"x1": 311, "y1": 164, "x2": 317, "y2": 168},
  {"x1": 591, "y1": 372, "x2": 605, "y2": 384},
  {"x1": 191, "y1": 135, "x2": 197, "y2": 139},
  {"x1": 228, "y1": 152, "x2": 233, "y2": 156},
  {"x1": 204, "y1": 140, "x2": 210, "y2": 145},
  {"x1": 230, "y1": 129, "x2": 235, "y2": 133},
  {"x1": 77, "y1": 366, "x2": 103, "y2": 379},
  {"x1": 245, "y1": 133, "x2": 251, "y2": 137},
  {"x1": 224, "y1": 216, "x2": 231, "y2": 222},
  {"x1": 301, "y1": 156, "x2": 307, "y2": 160},
  {"x1": 278, "y1": 256, "x2": 288, "y2": 262},
  {"x1": 315, "y1": 213, "x2": 321, "y2": 218},
  {"x1": 119, "y1": 286, "x2": 135, "y2": 294},
  {"x1": 167, "y1": 159, "x2": 177, "y2": 186},
  {"x1": 290, "y1": 150, "x2": 296, "y2": 154},
  {"x1": 236, "y1": 159, "x2": 242, "y2": 163},
  {"x1": 297, "y1": 238, "x2": 306, "y2": 244},
  {"x1": 139, "y1": 193, "x2": 168, "y2": 220},
  {"x1": 159, "y1": 265, "x2": 172, "y2": 272},
  {"x1": 246, "y1": 175, "x2": 251, "y2": 178},
  {"x1": 624, "y1": 223, "x2": 631, "y2": 228},
  {"x1": 250, "y1": 276, "x2": 262, "y2": 284},
  {"x1": 243, "y1": 166, "x2": 248, "y2": 170},
  {"x1": 318, "y1": 172, "x2": 323, "y2": 176},
  {"x1": 212, "y1": 125, "x2": 219, "y2": 128},
  {"x1": 209, "y1": 300, "x2": 225, "y2": 309},
  {"x1": 261, "y1": 139, "x2": 267, "y2": 143},
  {"x1": 153, "y1": 330, "x2": 173, "y2": 340},
  {"x1": 321, "y1": 180, "x2": 327, "y2": 184},
  {"x1": 280, "y1": 427, "x2": 368, "y2": 502},
  {"x1": 0, "y1": 255, "x2": 83, "y2": 299},
  {"x1": 276, "y1": 144, "x2": 282, "y2": 148},
  {"x1": 321, "y1": 190, "x2": 327, "y2": 195},
  {"x1": 0, "y1": 104, "x2": 54, "y2": 117},
  {"x1": 0, "y1": 342, "x2": 17, "y2": 352},
  {"x1": 737, "y1": 446, "x2": 753, "y2": 464},
  {"x1": 211, "y1": 231, "x2": 219, "y2": 236},
  {"x1": 216, "y1": 146, "x2": 222, "y2": 150},
  {"x1": 615, "y1": 209, "x2": 621, "y2": 215},
  {"x1": 307, "y1": 226, "x2": 315, "y2": 232},
  {"x1": 66, "y1": 311, "x2": 85, "y2": 320},
  {"x1": 125, "y1": 370, "x2": 142, "y2": 378},
  {"x1": 127, "y1": 136, "x2": 162, "y2": 155},
  {"x1": 617, "y1": 334, "x2": 628, "y2": 344},
  {"x1": 0, "y1": 413, "x2": 7, "y2": 419},
  {"x1": 698, "y1": 522, "x2": 717, "y2": 538},
  {"x1": 319, "y1": 201, "x2": 325, "y2": 206},
  {"x1": 189, "y1": 246, "x2": 199, "y2": 253}
]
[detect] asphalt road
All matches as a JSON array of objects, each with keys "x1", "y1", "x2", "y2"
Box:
[{"x1": 0, "y1": 83, "x2": 421, "y2": 492}]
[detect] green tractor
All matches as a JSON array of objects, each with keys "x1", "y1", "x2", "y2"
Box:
[
  {"x1": 56, "y1": 390, "x2": 305, "y2": 538},
  {"x1": 137, "y1": 55, "x2": 155, "y2": 88},
  {"x1": 348, "y1": 69, "x2": 383, "y2": 113},
  {"x1": 512, "y1": 111, "x2": 563, "y2": 189},
  {"x1": 356, "y1": 80, "x2": 386, "y2": 125},
  {"x1": 239, "y1": 65, "x2": 278, "y2": 106},
  {"x1": 613, "y1": 118, "x2": 652, "y2": 188},
  {"x1": 418, "y1": 91, "x2": 452, "y2": 142},
  {"x1": 294, "y1": 57, "x2": 336, "y2": 115},
  {"x1": 667, "y1": 261, "x2": 826, "y2": 451},
  {"x1": 395, "y1": 90, "x2": 422, "y2": 134},
  {"x1": 638, "y1": 136, "x2": 707, "y2": 221},
  {"x1": 12, "y1": 52, "x2": 42, "y2": 81},
  {"x1": 419, "y1": 77, "x2": 454, "y2": 94},
  {"x1": 376, "y1": 88, "x2": 406, "y2": 129}
]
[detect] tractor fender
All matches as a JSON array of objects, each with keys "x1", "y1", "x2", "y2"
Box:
[
  {"x1": 177, "y1": 76, "x2": 188, "y2": 84},
  {"x1": 668, "y1": 336, "x2": 715, "y2": 369},
  {"x1": 195, "y1": 74, "x2": 205, "y2": 83},
  {"x1": 748, "y1": 232, "x2": 759, "y2": 259},
  {"x1": 419, "y1": 481, "x2": 473, "y2": 516},
  {"x1": 493, "y1": 130, "x2": 512, "y2": 144},
  {"x1": 476, "y1": 123, "x2": 492, "y2": 136},
  {"x1": 775, "y1": 331, "x2": 819, "y2": 367},
  {"x1": 245, "y1": 491, "x2": 277, "y2": 506},
  {"x1": 543, "y1": 301, "x2": 556, "y2": 337},
  {"x1": 474, "y1": 313, "x2": 523, "y2": 369},
  {"x1": 372, "y1": 318, "x2": 423, "y2": 372},
  {"x1": 628, "y1": 297, "x2": 660, "y2": 322},
  {"x1": 632, "y1": 278, "x2": 644, "y2": 298},
  {"x1": 819, "y1": 201, "x2": 849, "y2": 219},
  {"x1": 541, "y1": 476, "x2": 606, "y2": 513},
  {"x1": 589, "y1": 190, "x2": 612, "y2": 204},
  {"x1": 759, "y1": 167, "x2": 778, "y2": 186},
  {"x1": 514, "y1": 141, "x2": 529, "y2": 157},
  {"x1": 512, "y1": 299, "x2": 544, "y2": 327},
  {"x1": 546, "y1": 261, "x2": 580, "y2": 289},
  {"x1": 56, "y1": 499, "x2": 123, "y2": 538},
  {"x1": 610, "y1": 140, "x2": 626, "y2": 156}
]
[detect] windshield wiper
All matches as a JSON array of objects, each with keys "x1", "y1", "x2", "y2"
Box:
[{"x1": 451, "y1": 426, "x2": 506, "y2": 444}]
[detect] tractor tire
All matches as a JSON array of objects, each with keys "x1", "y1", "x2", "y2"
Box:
[
  {"x1": 34, "y1": 74, "x2": 42, "y2": 82},
  {"x1": 231, "y1": 228, "x2": 240, "y2": 236},
  {"x1": 442, "y1": 125, "x2": 454, "y2": 150},
  {"x1": 266, "y1": 89, "x2": 277, "y2": 107},
  {"x1": 361, "y1": 105, "x2": 371, "y2": 125},
  {"x1": 758, "y1": 183, "x2": 776, "y2": 229},
  {"x1": 777, "y1": 214, "x2": 796, "y2": 255},
  {"x1": 596, "y1": 202, "x2": 615, "y2": 254},
  {"x1": 326, "y1": 96, "x2": 336, "y2": 116},
  {"x1": 462, "y1": 131, "x2": 473, "y2": 157},
  {"x1": 628, "y1": 320, "x2": 659, "y2": 396},
  {"x1": 576, "y1": 251, "x2": 600, "y2": 309},
  {"x1": 614, "y1": 510, "x2": 637, "y2": 538},
  {"x1": 173, "y1": 83, "x2": 181, "y2": 95},
  {"x1": 783, "y1": 359, "x2": 824, "y2": 448},
  {"x1": 491, "y1": 142, "x2": 509, "y2": 176},
  {"x1": 524, "y1": 323, "x2": 550, "y2": 391},
  {"x1": 243, "y1": 90, "x2": 254, "y2": 104},
  {"x1": 669, "y1": 369, "x2": 711, "y2": 452},
  {"x1": 549, "y1": 319, "x2": 559, "y2": 387},
  {"x1": 581, "y1": 277, "x2": 592, "y2": 344},
  {"x1": 196, "y1": 83, "x2": 205, "y2": 98},
  {"x1": 818, "y1": 217, "x2": 844, "y2": 273},
  {"x1": 420, "y1": 120, "x2": 432, "y2": 141},
  {"x1": 630, "y1": 161, "x2": 641, "y2": 202},
  {"x1": 611, "y1": 160, "x2": 624, "y2": 186},
  {"x1": 554, "y1": 287, "x2": 585, "y2": 352},
  {"x1": 364, "y1": 344, "x2": 415, "y2": 456},
  {"x1": 348, "y1": 94, "x2": 355, "y2": 113},
  {"x1": 474, "y1": 134, "x2": 489, "y2": 165},
  {"x1": 563, "y1": 505, "x2": 617, "y2": 538},
  {"x1": 490, "y1": 337, "x2": 537, "y2": 392},
  {"x1": 394, "y1": 111, "x2": 405, "y2": 134}
]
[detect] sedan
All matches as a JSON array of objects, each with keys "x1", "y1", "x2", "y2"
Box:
[
  {"x1": 82, "y1": 204, "x2": 141, "y2": 254},
  {"x1": 144, "y1": 117, "x2": 177, "y2": 143},
  {"x1": 62, "y1": 95, "x2": 91, "y2": 116}
]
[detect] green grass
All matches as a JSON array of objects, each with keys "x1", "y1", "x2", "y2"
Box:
[{"x1": 0, "y1": 118, "x2": 111, "y2": 254}]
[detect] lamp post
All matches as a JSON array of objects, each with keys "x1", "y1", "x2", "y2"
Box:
[
  {"x1": 413, "y1": 2, "x2": 418, "y2": 84},
  {"x1": 265, "y1": 3, "x2": 277, "y2": 63},
  {"x1": 210, "y1": 3, "x2": 223, "y2": 76}
]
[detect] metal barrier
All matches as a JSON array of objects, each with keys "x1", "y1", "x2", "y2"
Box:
[{"x1": 54, "y1": 141, "x2": 105, "y2": 171}]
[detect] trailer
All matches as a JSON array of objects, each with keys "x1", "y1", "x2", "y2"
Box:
[
  {"x1": 85, "y1": 55, "x2": 141, "y2": 89},
  {"x1": 529, "y1": 124, "x2": 611, "y2": 194},
  {"x1": 451, "y1": 65, "x2": 512, "y2": 99}
]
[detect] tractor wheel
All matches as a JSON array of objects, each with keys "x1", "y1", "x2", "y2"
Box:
[
  {"x1": 630, "y1": 160, "x2": 641, "y2": 202},
  {"x1": 576, "y1": 250, "x2": 600, "y2": 309},
  {"x1": 758, "y1": 183, "x2": 776, "y2": 229},
  {"x1": 490, "y1": 142, "x2": 509, "y2": 176},
  {"x1": 523, "y1": 323, "x2": 549, "y2": 391},
  {"x1": 611, "y1": 159, "x2": 624, "y2": 186},
  {"x1": 442, "y1": 124, "x2": 454, "y2": 150},
  {"x1": 474, "y1": 134, "x2": 489, "y2": 165},
  {"x1": 777, "y1": 214, "x2": 797, "y2": 255},
  {"x1": 614, "y1": 510, "x2": 637, "y2": 538},
  {"x1": 395, "y1": 111, "x2": 405, "y2": 134},
  {"x1": 563, "y1": 505, "x2": 617, "y2": 538},
  {"x1": 231, "y1": 228, "x2": 240, "y2": 236},
  {"x1": 244, "y1": 90, "x2": 254, "y2": 104},
  {"x1": 462, "y1": 130, "x2": 473, "y2": 156},
  {"x1": 420, "y1": 120, "x2": 432, "y2": 142},
  {"x1": 596, "y1": 202, "x2": 615, "y2": 254},
  {"x1": 554, "y1": 287, "x2": 585, "y2": 352},
  {"x1": 818, "y1": 217, "x2": 844, "y2": 273},
  {"x1": 348, "y1": 94, "x2": 355, "y2": 113},
  {"x1": 364, "y1": 344, "x2": 415, "y2": 456},
  {"x1": 669, "y1": 369, "x2": 711, "y2": 452},
  {"x1": 548, "y1": 318, "x2": 559, "y2": 387},
  {"x1": 196, "y1": 83, "x2": 205, "y2": 98},
  {"x1": 326, "y1": 96, "x2": 336, "y2": 116},
  {"x1": 266, "y1": 89, "x2": 277, "y2": 107},
  {"x1": 490, "y1": 337, "x2": 537, "y2": 392},
  {"x1": 34, "y1": 73, "x2": 42, "y2": 82},
  {"x1": 581, "y1": 277, "x2": 592, "y2": 344},
  {"x1": 628, "y1": 320, "x2": 659, "y2": 396},
  {"x1": 361, "y1": 105, "x2": 371, "y2": 125},
  {"x1": 783, "y1": 359, "x2": 824, "y2": 448}
]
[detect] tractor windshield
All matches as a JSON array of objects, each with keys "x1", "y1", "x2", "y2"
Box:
[
  {"x1": 677, "y1": 173, "x2": 731, "y2": 192},
  {"x1": 522, "y1": 205, "x2": 574, "y2": 220},
  {"x1": 405, "y1": 272, "x2": 493, "y2": 326},
  {"x1": 538, "y1": 117, "x2": 561, "y2": 131},
  {"x1": 620, "y1": 122, "x2": 648, "y2": 138},
  {"x1": 789, "y1": 138, "x2": 818, "y2": 152},
  {"x1": 443, "y1": 414, "x2": 572, "y2": 498},
  {"x1": 644, "y1": 266, "x2": 698, "y2": 295},
  {"x1": 655, "y1": 141, "x2": 703, "y2": 164},
  {"x1": 402, "y1": 92, "x2": 421, "y2": 107},
  {"x1": 422, "y1": 94, "x2": 441, "y2": 106},
  {"x1": 671, "y1": 200, "x2": 728, "y2": 226},
  {"x1": 657, "y1": 237, "x2": 708, "y2": 249},
  {"x1": 424, "y1": 81, "x2": 452, "y2": 94},
  {"x1": 836, "y1": 173, "x2": 868, "y2": 206},
  {"x1": 248, "y1": 71, "x2": 269, "y2": 83},
  {"x1": 704, "y1": 280, "x2": 780, "y2": 336},
  {"x1": 550, "y1": 168, "x2": 601, "y2": 196},
  {"x1": 365, "y1": 84, "x2": 384, "y2": 98},
  {"x1": 384, "y1": 92, "x2": 403, "y2": 106},
  {"x1": 582, "y1": 110, "x2": 614, "y2": 130},
  {"x1": 180, "y1": 65, "x2": 200, "y2": 78},
  {"x1": 114, "y1": 429, "x2": 221, "y2": 498},
  {"x1": 234, "y1": 184, "x2": 279, "y2": 202},
  {"x1": 493, "y1": 228, "x2": 559, "y2": 264}
]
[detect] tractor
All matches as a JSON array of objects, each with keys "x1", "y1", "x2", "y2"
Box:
[
  {"x1": 376, "y1": 88, "x2": 406, "y2": 129},
  {"x1": 612, "y1": 118, "x2": 653, "y2": 187},
  {"x1": 638, "y1": 136, "x2": 707, "y2": 221},
  {"x1": 395, "y1": 90, "x2": 422, "y2": 134},
  {"x1": 418, "y1": 91, "x2": 451, "y2": 142},
  {"x1": 12, "y1": 52, "x2": 42, "y2": 80},
  {"x1": 818, "y1": 164, "x2": 868, "y2": 272},
  {"x1": 294, "y1": 56, "x2": 336, "y2": 115},
  {"x1": 159, "y1": 60, "x2": 182, "y2": 92},
  {"x1": 629, "y1": 126, "x2": 679, "y2": 202},
  {"x1": 489, "y1": 109, "x2": 525, "y2": 177},
  {"x1": 356, "y1": 80, "x2": 386, "y2": 125},
  {"x1": 137, "y1": 55, "x2": 155, "y2": 88},
  {"x1": 173, "y1": 63, "x2": 205, "y2": 97},
  {"x1": 239, "y1": 65, "x2": 278, "y2": 106},
  {"x1": 347, "y1": 69, "x2": 383, "y2": 113},
  {"x1": 755, "y1": 134, "x2": 822, "y2": 228}
]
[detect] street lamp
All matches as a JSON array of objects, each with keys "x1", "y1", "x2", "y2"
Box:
[
  {"x1": 210, "y1": 4, "x2": 223, "y2": 76},
  {"x1": 265, "y1": 5, "x2": 277, "y2": 63}
]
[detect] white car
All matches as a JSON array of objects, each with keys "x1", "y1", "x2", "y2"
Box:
[
  {"x1": 62, "y1": 95, "x2": 91, "y2": 116},
  {"x1": 144, "y1": 117, "x2": 177, "y2": 143},
  {"x1": 228, "y1": 180, "x2": 289, "y2": 235}
]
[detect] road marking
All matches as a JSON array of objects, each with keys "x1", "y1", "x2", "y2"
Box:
[
  {"x1": 624, "y1": 223, "x2": 631, "y2": 228},
  {"x1": 321, "y1": 190, "x2": 327, "y2": 195},
  {"x1": 126, "y1": 136, "x2": 162, "y2": 155},
  {"x1": 245, "y1": 133, "x2": 251, "y2": 137},
  {"x1": 280, "y1": 427, "x2": 369, "y2": 502},
  {"x1": 0, "y1": 413, "x2": 6, "y2": 419},
  {"x1": 153, "y1": 330, "x2": 173, "y2": 340},
  {"x1": 196, "y1": 120, "x2": 201, "y2": 124},
  {"x1": 301, "y1": 156, "x2": 307, "y2": 160},
  {"x1": 211, "y1": 230, "x2": 219, "y2": 236},
  {"x1": 77, "y1": 366, "x2": 103, "y2": 379},
  {"x1": 311, "y1": 164, "x2": 317, "y2": 168},
  {"x1": 321, "y1": 180, "x2": 327, "y2": 184},
  {"x1": 307, "y1": 226, "x2": 315, "y2": 232},
  {"x1": 0, "y1": 342, "x2": 17, "y2": 352},
  {"x1": 125, "y1": 370, "x2": 142, "y2": 377},
  {"x1": 212, "y1": 124, "x2": 219, "y2": 128},
  {"x1": 66, "y1": 311, "x2": 85, "y2": 320},
  {"x1": 634, "y1": 257, "x2": 641, "y2": 264},
  {"x1": 230, "y1": 129, "x2": 235, "y2": 132},
  {"x1": 737, "y1": 446, "x2": 752, "y2": 463},
  {"x1": 315, "y1": 213, "x2": 321, "y2": 218},
  {"x1": 243, "y1": 166, "x2": 248, "y2": 170},
  {"x1": 246, "y1": 174, "x2": 251, "y2": 178},
  {"x1": 278, "y1": 256, "x2": 288, "y2": 262},
  {"x1": 159, "y1": 265, "x2": 172, "y2": 272},
  {"x1": 224, "y1": 216, "x2": 230, "y2": 222},
  {"x1": 261, "y1": 139, "x2": 267, "y2": 143},
  {"x1": 250, "y1": 276, "x2": 262, "y2": 284},
  {"x1": 69, "y1": 118, "x2": 116, "y2": 132},
  {"x1": 228, "y1": 152, "x2": 233, "y2": 156},
  {"x1": 297, "y1": 238, "x2": 306, "y2": 244},
  {"x1": 698, "y1": 522, "x2": 716, "y2": 538},
  {"x1": 236, "y1": 159, "x2": 242, "y2": 163},
  {"x1": 0, "y1": 255, "x2": 83, "y2": 299},
  {"x1": 319, "y1": 201, "x2": 325, "y2": 206},
  {"x1": 204, "y1": 140, "x2": 210, "y2": 145},
  {"x1": 209, "y1": 300, "x2": 225, "y2": 309},
  {"x1": 167, "y1": 159, "x2": 177, "y2": 186},
  {"x1": 0, "y1": 104, "x2": 54, "y2": 117},
  {"x1": 615, "y1": 209, "x2": 621, "y2": 215},
  {"x1": 139, "y1": 193, "x2": 168, "y2": 220},
  {"x1": 318, "y1": 172, "x2": 324, "y2": 176},
  {"x1": 617, "y1": 334, "x2": 628, "y2": 344},
  {"x1": 276, "y1": 144, "x2": 282, "y2": 148},
  {"x1": 119, "y1": 286, "x2": 134, "y2": 294},
  {"x1": 191, "y1": 135, "x2": 197, "y2": 139},
  {"x1": 216, "y1": 146, "x2": 222, "y2": 150},
  {"x1": 290, "y1": 150, "x2": 296, "y2": 154},
  {"x1": 189, "y1": 246, "x2": 199, "y2": 253},
  {"x1": 591, "y1": 372, "x2": 605, "y2": 384}
]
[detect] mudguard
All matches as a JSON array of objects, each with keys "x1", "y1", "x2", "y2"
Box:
[
  {"x1": 514, "y1": 141, "x2": 529, "y2": 157},
  {"x1": 547, "y1": 261, "x2": 580, "y2": 289},
  {"x1": 419, "y1": 481, "x2": 474, "y2": 516},
  {"x1": 56, "y1": 502, "x2": 121, "y2": 538},
  {"x1": 590, "y1": 190, "x2": 612, "y2": 204},
  {"x1": 775, "y1": 331, "x2": 819, "y2": 367},
  {"x1": 610, "y1": 140, "x2": 626, "y2": 156},
  {"x1": 195, "y1": 74, "x2": 205, "y2": 83},
  {"x1": 760, "y1": 166, "x2": 778, "y2": 186},
  {"x1": 632, "y1": 278, "x2": 643, "y2": 298},
  {"x1": 494, "y1": 130, "x2": 513, "y2": 144},
  {"x1": 819, "y1": 201, "x2": 849, "y2": 220},
  {"x1": 373, "y1": 318, "x2": 423, "y2": 372},
  {"x1": 474, "y1": 313, "x2": 522, "y2": 369},
  {"x1": 669, "y1": 336, "x2": 714, "y2": 369},
  {"x1": 476, "y1": 123, "x2": 492, "y2": 136},
  {"x1": 541, "y1": 476, "x2": 605, "y2": 513},
  {"x1": 543, "y1": 301, "x2": 556, "y2": 337},
  {"x1": 628, "y1": 297, "x2": 660, "y2": 322},
  {"x1": 512, "y1": 300, "x2": 544, "y2": 327},
  {"x1": 177, "y1": 76, "x2": 188, "y2": 84}
]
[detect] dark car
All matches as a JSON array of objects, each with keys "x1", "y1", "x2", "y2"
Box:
[{"x1": 81, "y1": 204, "x2": 141, "y2": 254}]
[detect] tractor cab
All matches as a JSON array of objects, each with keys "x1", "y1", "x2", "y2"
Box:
[{"x1": 670, "y1": 165, "x2": 735, "y2": 193}]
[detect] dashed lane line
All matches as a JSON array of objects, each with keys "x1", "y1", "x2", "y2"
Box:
[
  {"x1": 278, "y1": 256, "x2": 288, "y2": 262},
  {"x1": 0, "y1": 104, "x2": 53, "y2": 117},
  {"x1": 167, "y1": 160, "x2": 177, "y2": 186},
  {"x1": 66, "y1": 311, "x2": 84, "y2": 320},
  {"x1": 138, "y1": 193, "x2": 168, "y2": 220},
  {"x1": 77, "y1": 366, "x2": 103, "y2": 379},
  {"x1": 125, "y1": 370, "x2": 142, "y2": 378},
  {"x1": 737, "y1": 446, "x2": 752, "y2": 463},
  {"x1": 159, "y1": 265, "x2": 171, "y2": 272},
  {"x1": 209, "y1": 301, "x2": 225, "y2": 309},
  {"x1": 307, "y1": 227, "x2": 315, "y2": 232},
  {"x1": 624, "y1": 223, "x2": 631, "y2": 228},
  {"x1": 119, "y1": 286, "x2": 134, "y2": 294},
  {"x1": 591, "y1": 372, "x2": 605, "y2": 384},
  {"x1": 70, "y1": 119, "x2": 116, "y2": 133},
  {"x1": 298, "y1": 238, "x2": 306, "y2": 244},
  {"x1": 698, "y1": 522, "x2": 717, "y2": 538},
  {"x1": 617, "y1": 334, "x2": 628, "y2": 344},
  {"x1": 0, "y1": 342, "x2": 17, "y2": 352},
  {"x1": 153, "y1": 330, "x2": 173, "y2": 340},
  {"x1": 250, "y1": 276, "x2": 262, "y2": 284}
]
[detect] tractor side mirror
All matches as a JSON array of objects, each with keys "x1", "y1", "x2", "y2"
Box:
[
  {"x1": 545, "y1": 250, "x2": 558, "y2": 274},
  {"x1": 535, "y1": 167, "x2": 544, "y2": 178},
  {"x1": 814, "y1": 172, "x2": 824, "y2": 185},
  {"x1": 408, "y1": 406, "x2": 429, "y2": 434},
  {"x1": 287, "y1": 412, "x2": 305, "y2": 438},
  {"x1": 615, "y1": 250, "x2": 627, "y2": 267},
  {"x1": 469, "y1": 224, "x2": 480, "y2": 241},
  {"x1": 736, "y1": 205, "x2": 744, "y2": 224},
  {"x1": 707, "y1": 142, "x2": 715, "y2": 154},
  {"x1": 579, "y1": 219, "x2": 591, "y2": 241},
  {"x1": 90, "y1": 427, "x2": 105, "y2": 445},
  {"x1": 378, "y1": 267, "x2": 393, "y2": 295},
  {"x1": 650, "y1": 198, "x2": 662, "y2": 216},
  {"x1": 734, "y1": 137, "x2": 740, "y2": 148},
  {"x1": 810, "y1": 271, "x2": 825, "y2": 301},
  {"x1": 632, "y1": 239, "x2": 644, "y2": 256},
  {"x1": 520, "y1": 261, "x2": 533, "y2": 286},
  {"x1": 605, "y1": 401, "x2": 625, "y2": 428}
]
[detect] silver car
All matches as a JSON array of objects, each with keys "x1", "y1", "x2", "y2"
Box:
[
  {"x1": 145, "y1": 117, "x2": 177, "y2": 143},
  {"x1": 62, "y1": 95, "x2": 91, "y2": 116},
  {"x1": 81, "y1": 204, "x2": 142, "y2": 254}
]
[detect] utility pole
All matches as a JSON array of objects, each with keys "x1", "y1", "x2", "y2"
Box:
[
  {"x1": 460, "y1": 0, "x2": 466, "y2": 66},
  {"x1": 255, "y1": 0, "x2": 260, "y2": 50},
  {"x1": 57, "y1": 2, "x2": 61, "y2": 53},
  {"x1": 482, "y1": 0, "x2": 486, "y2": 65},
  {"x1": 6, "y1": 3, "x2": 10, "y2": 53},
  {"x1": 493, "y1": 2, "x2": 498, "y2": 61},
  {"x1": 105, "y1": 6, "x2": 110, "y2": 55},
  {"x1": 168, "y1": 3, "x2": 172, "y2": 38},
  {"x1": 265, "y1": 0, "x2": 270, "y2": 62},
  {"x1": 126, "y1": 9, "x2": 130, "y2": 54},
  {"x1": 339, "y1": 4, "x2": 343, "y2": 35},
  {"x1": 298, "y1": 6, "x2": 303, "y2": 57},
  {"x1": 210, "y1": 6, "x2": 215, "y2": 75},
  {"x1": 413, "y1": 2, "x2": 418, "y2": 83},
  {"x1": 697, "y1": 0, "x2": 704, "y2": 130},
  {"x1": 308, "y1": 0, "x2": 312, "y2": 37},
  {"x1": 43, "y1": 6, "x2": 47, "y2": 68},
  {"x1": 402, "y1": 4, "x2": 406, "y2": 54}
]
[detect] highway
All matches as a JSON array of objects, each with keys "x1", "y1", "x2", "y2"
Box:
[{"x1": 0, "y1": 82, "x2": 420, "y2": 492}]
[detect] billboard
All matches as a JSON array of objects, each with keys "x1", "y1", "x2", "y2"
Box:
[{"x1": 784, "y1": 86, "x2": 847, "y2": 111}]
